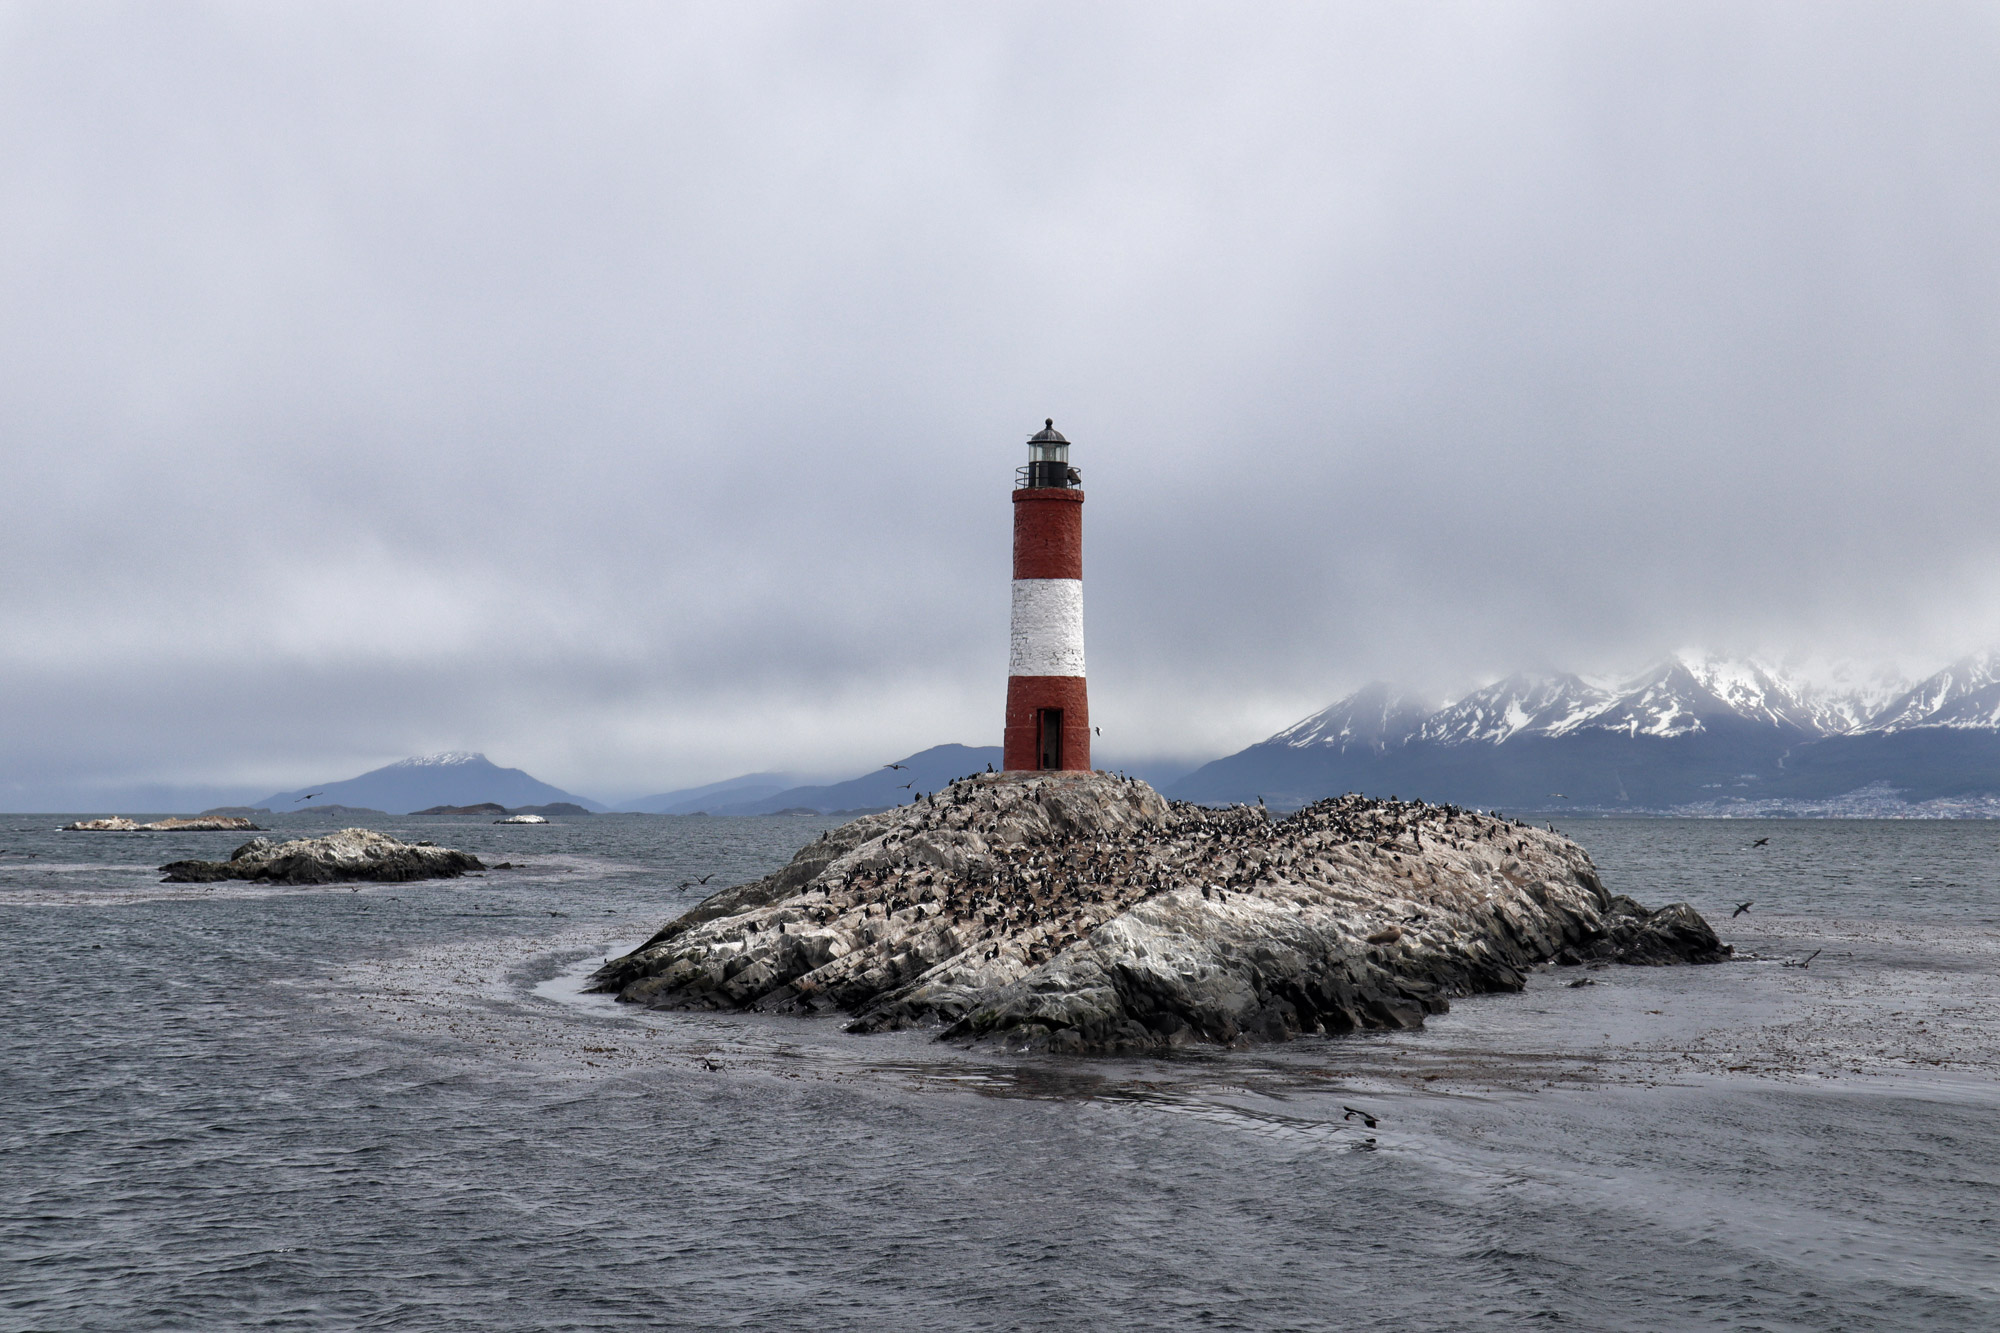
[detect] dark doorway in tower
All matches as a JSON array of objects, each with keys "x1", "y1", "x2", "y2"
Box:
[{"x1": 1037, "y1": 709, "x2": 1064, "y2": 770}]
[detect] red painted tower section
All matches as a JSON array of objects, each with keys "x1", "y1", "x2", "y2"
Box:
[{"x1": 1004, "y1": 420, "x2": 1090, "y2": 772}]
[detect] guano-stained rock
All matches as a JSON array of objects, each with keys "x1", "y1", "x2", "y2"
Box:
[
  {"x1": 590, "y1": 772, "x2": 1728, "y2": 1054},
  {"x1": 65, "y1": 816, "x2": 262, "y2": 832},
  {"x1": 159, "y1": 827, "x2": 484, "y2": 885}
]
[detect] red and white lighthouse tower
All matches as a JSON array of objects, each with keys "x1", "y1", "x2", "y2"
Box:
[{"x1": 1004, "y1": 419, "x2": 1090, "y2": 772}]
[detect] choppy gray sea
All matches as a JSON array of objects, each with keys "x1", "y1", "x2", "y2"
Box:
[{"x1": 3, "y1": 813, "x2": 1996, "y2": 1332}]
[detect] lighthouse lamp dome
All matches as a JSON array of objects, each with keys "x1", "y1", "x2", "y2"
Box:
[{"x1": 1021, "y1": 418, "x2": 1079, "y2": 489}]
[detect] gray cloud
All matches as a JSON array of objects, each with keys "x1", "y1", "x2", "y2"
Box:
[{"x1": 6, "y1": 1, "x2": 2000, "y2": 804}]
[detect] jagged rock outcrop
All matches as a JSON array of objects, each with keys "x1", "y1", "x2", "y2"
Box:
[
  {"x1": 65, "y1": 816, "x2": 261, "y2": 832},
  {"x1": 591, "y1": 773, "x2": 1728, "y2": 1053},
  {"x1": 158, "y1": 827, "x2": 484, "y2": 885}
]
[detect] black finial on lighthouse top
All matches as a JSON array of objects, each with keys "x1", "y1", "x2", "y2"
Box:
[{"x1": 1021, "y1": 418, "x2": 1077, "y2": 489}]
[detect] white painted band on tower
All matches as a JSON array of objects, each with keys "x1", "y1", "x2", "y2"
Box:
[{"x1": 1008, "y1": 578, "x2": 1086, "y2": 677}]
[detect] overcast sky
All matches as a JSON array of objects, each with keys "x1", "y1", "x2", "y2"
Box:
[{"x1": 7, "y1": 1, "x2": 2000, "y2": 806}]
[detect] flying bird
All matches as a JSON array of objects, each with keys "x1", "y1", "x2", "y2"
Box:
[
  {"x1": 697, "y1": 873, "x2": 714, "y2": 885},
  {"x1": 1341, "y1": 1106, "x2": 1379, "y2": 1129},
  {"x1": 1732, "y1": 901, "x2": 1753, "y2": 917},
  {"x1": 1547, "y1": 793, "x2": 1570, "y2": 800},
  {"x1": 899, "y1": 781, "x2": 915, "y2": 789},
  {"x1": 883, "y1": 763, "x2": 908, "y2": 771},
  {"x1": 293, "y1": 793, "x2": 324, "y2": 804},
  {"x1": 1749, "y1": 837, "x2": 1769, "y2": 848}
]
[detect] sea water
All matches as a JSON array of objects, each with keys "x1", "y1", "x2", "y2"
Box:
[{"x1": 2, "y1": 813, "x2": 1996, "y2": 1331}]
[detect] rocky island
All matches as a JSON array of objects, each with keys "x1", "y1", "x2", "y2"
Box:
[
  {"x1": 590, "y1": 772, "x2": 1727, "y2": 1054},
  {"x1": 159, "y1": 828, "x2": 484, "y2": 885},
  {"x1": 64, "y1": 816, "x2": 261, "y2": 832}
]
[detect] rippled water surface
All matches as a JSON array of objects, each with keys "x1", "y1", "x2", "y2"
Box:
[{"x1": 3, "y1": 813, "x2": 1997, "y2": 1331}]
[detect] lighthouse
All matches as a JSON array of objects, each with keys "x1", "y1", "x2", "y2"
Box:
[{"x1": 1004, "y1": 419, "x2": 1090, "y2": 772}]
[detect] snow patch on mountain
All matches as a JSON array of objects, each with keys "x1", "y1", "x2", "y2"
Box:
[
  {"x1": 1419, "y1": 673, "x2": 1607, "y2": 744},
  {"x1": 1869, "y1": 652, "x2": 2000, "y2": 731},
  {"x1": 387, "y1": 751, "x2": 489, "y2": 768},
  {"x1": 1275, "y1": 683, "x2": 1432, "y2": 752}
]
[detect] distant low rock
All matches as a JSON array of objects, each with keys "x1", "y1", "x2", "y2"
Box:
[
  {"x1": 494, "y1": 814, "x2": 547, "y2": 824},
  {"x1": 200, "y1": 806, "x2": 272, "y2": 818},
  {"x1": 65, "y1": 816, "x2": 262, "y2": 832},
  {"x1": 414, "y1": 803, "x2": 509, "y2": 816},
  {"x1": 159, "y1": 828, "x2": 483, "y2": 885},
  {"x1": 591, "y1": 773, "x2": 1728, "y2": 1055},
  {"x1": 507, "y1": 802, "x2": 592, "y2": 817}
]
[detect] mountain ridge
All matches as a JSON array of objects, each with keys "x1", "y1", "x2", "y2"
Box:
[
  {"x1": 259, "y1": 753, "x2": 607, "y2": 815},
  {"x1": 1172, "y1": 652, "x2": 2000, "y2": 813}
]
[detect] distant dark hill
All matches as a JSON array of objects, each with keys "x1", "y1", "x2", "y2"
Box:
[
  {"x1": 1767, "y1": 730, "x2": 2000, "y2": 802},
  {"x1": 621, "y1": 773, "x2": 801, "y2": 815},
  {"x1": 260, "y1": 753, "x2": 606, "y2": 816},
  {"x1": 714, "y1": 744, "x2": 1003, "y2": 815},
  {"x1": 412, "y1": 801, "x2": 594, "y2": 816},
  {"x1": 1172, "y1": 726, "x2": 1806, "y2": 812}
]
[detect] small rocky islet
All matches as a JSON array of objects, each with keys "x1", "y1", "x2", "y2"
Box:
[
  {"x1": 65, "y1": 816, "x2": 262, "y2": 832},
  {"x1": 591, "y1": 772, "x2": 1728, "y2": 1054},
  {"x1": 159, "y1": 828, "x2": 485, "y2": 885}
]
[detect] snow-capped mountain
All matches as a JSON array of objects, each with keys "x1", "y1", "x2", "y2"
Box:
[
  {"x1": 259, "y1": 752, "x2": 605, "y2": 814},
  {"x1": 1268, "y1": 653, "x2": 1976, "y2": 753},
  {"x1": 1415, "y1": 672, "x2": 1607, "y2": 744},
  {"x1": 1273, "y1": 683, "x2": 1433, "y2": 752},
  {"x1": 1278, "y1": 658, "x2": 1842, "y2": 752},
  {"x1": 1867, "y1": 653, "x2": 2000, "y2": 732},
  {"x1": 1172, "y1": 652, "x2": 2000, "y2": 812}
]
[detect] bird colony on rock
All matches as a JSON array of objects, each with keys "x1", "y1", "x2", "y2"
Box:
[{"x1": 590, "y1": 773, "x2": 1727, "y2": 1054}]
